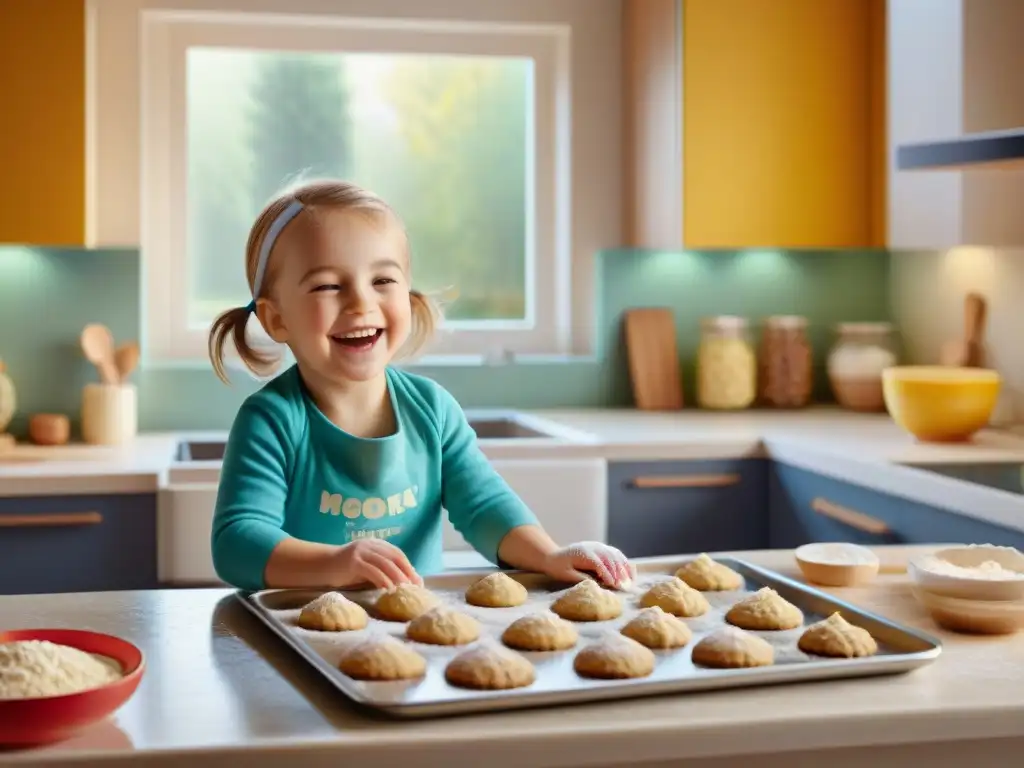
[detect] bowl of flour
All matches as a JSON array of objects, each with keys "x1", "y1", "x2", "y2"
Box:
[
  {"x1": 0, "y1": 628, "x2": 144, "y2": 746},
  {"x1": 909, "y1": 544, "x2": 1024, "y2": 602}
]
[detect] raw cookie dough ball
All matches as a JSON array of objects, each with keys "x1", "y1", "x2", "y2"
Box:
[
  {"x1": 639, "y1": 577, "x2": 711, "y2": 618},
  {"x1": 675, "y1": 553, "x2": 745, "y2": 591},
  {"x1": 621, "y1": 606, "x2": 693, "y2": 649},
  {"x1": 374, "y1": 583, "x2": 441, "y2": 622},
  {"x1": 296, "y1": 592, "x2": 369, "y2": 632},
  {"x1": 573, "y1": 635, "x2": 656, "y2": 680},
  {"x1": 551, "y1": 579, "x2": 623, "y2": 622},
  {"x1": 465, "y1": 572, "x2": 529, "y2": 608},
  {"x1": 445, "y1": 643, "x2": 536, "y2": 690},
  {"x1": 725, "y1": 587, "x2": 804, "y2": 631},
  {"x1": 502, "y1": 612, "x2": 579, "y2": 652},
  {"x1": 691, "y1": 626, "x2": 774, "y2": 669},
  {"x1": 798, "y1": 612, "x2": 878, "y2": 658},
  {"x1": 406, "y1": 606, "x2": 481, "y2": 646},
  {"x1": 338, "y1": 635, "x2": 427, "y2": 681}
]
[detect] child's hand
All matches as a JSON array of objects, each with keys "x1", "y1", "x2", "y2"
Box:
[
  {"x1": 541, "y1": 541, "x2": 636, "y2": 589},
  {"x1": 332, "y1": 539, "x2": 423, "y2": 590}
]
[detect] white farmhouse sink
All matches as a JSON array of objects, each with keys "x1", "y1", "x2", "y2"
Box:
[
  {"x1": 173, "y1": 411, "x2": 587, "y2": 464},
  {"x1": 158, "y1": 411, "x2": 606, "y2": 585}
]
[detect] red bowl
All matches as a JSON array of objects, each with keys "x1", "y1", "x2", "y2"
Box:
[{"x1": 0, "y1": 628, "x2": 145, "y2": 746}]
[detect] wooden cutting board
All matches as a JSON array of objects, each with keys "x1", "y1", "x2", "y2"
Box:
[{"x1": 623, "y1": 308, "x2": 684, "y2": 410}]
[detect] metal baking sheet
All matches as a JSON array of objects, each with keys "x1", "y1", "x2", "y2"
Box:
[{"x1": 236, "y1": 555, "x2": 942, "y2": 718}]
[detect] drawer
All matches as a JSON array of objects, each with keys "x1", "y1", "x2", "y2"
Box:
[
  {"x1": 607, "y1": 459, "x2": 769, "y2": 558},
  {"x1": 0, "y1": 494, "x2": 159, "y2": 595},
  {"x1": 769, "y1": 464, "x2": 1024, "y2": 550}
]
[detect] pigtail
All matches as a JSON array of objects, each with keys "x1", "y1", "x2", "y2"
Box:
[
  {"x1": 397, "y1": 289, "x2": 443, "y2": 361},
  {"x1": 207, "y1": 306, "x2": 280, "y2": 385}
]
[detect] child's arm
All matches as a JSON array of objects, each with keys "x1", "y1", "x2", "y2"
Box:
[
  {"x1": 212, "y1": 399, "x2": 418, "y2": 590},
  {"x1": 212, "y1": 398, "x2": 346, "y2": 590},
  {"x1": 437, "y1": 392, "x2": 539, "y2": 564},
  {"x1": 437, "y1": 391, "x2": 633, "y2": 587}
]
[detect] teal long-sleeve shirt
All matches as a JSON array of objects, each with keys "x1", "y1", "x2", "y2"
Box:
[{"x1": 210, "y1": 365, "x2": 539, "y2": 591}]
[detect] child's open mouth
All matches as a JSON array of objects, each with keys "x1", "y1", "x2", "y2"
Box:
[{"x1": 330, "y1": 328, "x2": 384, "y2": 352}]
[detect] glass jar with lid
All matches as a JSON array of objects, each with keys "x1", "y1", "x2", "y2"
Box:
[
  {"x1": 826, "y1": 322, "x2": 898, "y2": 411},
  {"x1": 696, "y1": 315, "x2": 756, "y2": 410},
  {"x1": 758, "y1": 315, "x2": 813, "y2": 408}
]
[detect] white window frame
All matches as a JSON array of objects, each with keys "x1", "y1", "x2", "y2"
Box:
[{"x1": 86, "y1": 0, "x2": 623, "y2": 368}]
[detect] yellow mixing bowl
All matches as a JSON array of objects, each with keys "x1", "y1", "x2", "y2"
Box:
[{"x1": 882, "y1": 366, "x2": 1001, "y2": 442}]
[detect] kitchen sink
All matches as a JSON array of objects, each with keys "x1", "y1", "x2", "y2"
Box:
[
  {"x1": 175, "y1": 441, "x2": 226, "y2": 462},
  {"x1": 174, "y1": 413, "x2": 574, "y2": 463},
  {"x1": 466, "y1": 416, "x2": 554, "y2": 440}
]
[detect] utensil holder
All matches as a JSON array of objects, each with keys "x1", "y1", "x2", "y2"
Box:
[{"x1": 81, "y1": 383, "x2": 137, "y2": 445}]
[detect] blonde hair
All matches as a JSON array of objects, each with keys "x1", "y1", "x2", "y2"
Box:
[{"x1": 208, "y1": 179, "x2": 442, "y2": 384}]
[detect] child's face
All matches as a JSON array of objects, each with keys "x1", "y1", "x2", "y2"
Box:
[{"x1": 261, "y1": 209, "x2": 413, "y2": 384}]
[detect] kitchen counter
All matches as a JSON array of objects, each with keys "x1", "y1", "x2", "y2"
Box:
[
  {"x1": 5, "y1": 408, "x2": 1024, "y2": 535},
  {"x1": 5, "y1": 408, "x2": 1024, "y2": 495},
  {"x1": 531, "y1": 407, "x2": 1024, "y2": 462},
  {"x1": 2, "y1": 546, "x2": 1022, "y2": 768},
  {"x1": 0, "y1": 436, "x2": 178, "y2": 495}
]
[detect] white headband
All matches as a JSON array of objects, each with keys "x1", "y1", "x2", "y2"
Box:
[{"x1": 246, "y1": 199, "x2": 304, "y2": 312}]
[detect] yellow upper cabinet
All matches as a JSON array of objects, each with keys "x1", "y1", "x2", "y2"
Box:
[
  {"x1": 0, "y1": 0, "x2": 86, "y2": 247},
  {"x1": 624, "y1": 0, "x2": 887, "y2": 250}
]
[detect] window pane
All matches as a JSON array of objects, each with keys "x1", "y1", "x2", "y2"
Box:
[{"x1": 185, "y1": 47, "x2": 533, "y2": 328}]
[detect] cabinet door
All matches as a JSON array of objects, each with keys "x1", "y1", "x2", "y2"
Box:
[
  {"x1": 607, "y1": 459, "x2": 768, "y2": 557},
  {"x1": 0, "y1": 494, "x2": 159, "y2": 595},
  {"x1": 441, "y1": 458, "x2": 607, "y2": 554},
  {"x1": 0, "y1": 0, "x2": 86, "y2": 246},
  {"x1": 769, "y1": 463, "x2": 1024, "y2": 549},
  {"x1": 682, "y1": 0, "x2": 885, "y2": 248}
]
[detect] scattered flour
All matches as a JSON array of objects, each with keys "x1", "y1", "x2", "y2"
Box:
[
  {"x1": 918, "y1": 555, "x2": 1024, "y2": 581},
  {"x1": 0, "y1": 640, "x2": 122, "y2": 699}
]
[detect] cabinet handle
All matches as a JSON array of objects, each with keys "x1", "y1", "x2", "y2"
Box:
[
  {"x1": 810, "y1": 498, "x2": 889, "y2": 535},
  {"x1": 0, "y1": 512, "x2": 103, "y2": 528},
  {"x1": 631, "y1": 474, "x2": 740, "y2": 489}
]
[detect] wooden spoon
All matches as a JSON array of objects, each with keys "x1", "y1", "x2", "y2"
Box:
[
  {"x1": 939, "y1": 292, "x2": 987, "y2": 368},
  {"x1": 114, "y1": 341, "x2": 140, "y2": 383},
  {"x1": 80, "y1": 324, "x2": 120, "y2": 385}
]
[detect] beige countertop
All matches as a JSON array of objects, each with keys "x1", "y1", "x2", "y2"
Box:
[
  {"x1": 4, "y1": 408, "x2": 1024, "y2": 534},
  {"x1": 2, "y1": 546, "x2": 1023, "y2": 768},
  {"x1": 5, "y1": 407, "x2": 1024, "y2": 494},
  {"x1": 531, "y1": 407, "x2": 1024, "y2": 463}
]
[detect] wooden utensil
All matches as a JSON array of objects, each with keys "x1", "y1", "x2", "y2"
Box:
[
  {"x1": 622, "y1": 307, "x2": 684, "y2": 410},
  {"x1": 80, "y1": 324, "x2": 120, "y2": 385},
  {"x1": 114, "y1": 342, "x2": 140, "y2": 383},
  {"x1": 940, "y1": 292, "x2": 987, "y2": 368}
]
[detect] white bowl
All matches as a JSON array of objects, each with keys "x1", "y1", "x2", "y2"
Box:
[
  {"x1": 794, "y1": 542, "x2": 880, "y2": 587},
  {"x1": 911, "y1": 587, "x2": 1024, "y2": 635},
  {"x1": 908, "y1": 544, "x2": 1024, "y2": 601}
]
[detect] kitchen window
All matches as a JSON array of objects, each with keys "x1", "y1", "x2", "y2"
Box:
[{"x1": 87, "y1": 0, "x2": 622, "y2": 367}]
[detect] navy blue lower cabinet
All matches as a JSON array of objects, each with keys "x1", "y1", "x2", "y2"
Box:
[
  {"x1": 769, "y1": 463, "x2": 1024, "y2": 550},
  {"x1": 0, "y1": 493, "x2": 160, "y2": 595},
  {"x1": 607, "y1": 459, "x2": 769, "y2": 558}
]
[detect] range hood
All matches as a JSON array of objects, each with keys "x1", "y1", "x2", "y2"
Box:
[{"x1": 897, "y1": 127, "x2": 1024, "y2": 171}]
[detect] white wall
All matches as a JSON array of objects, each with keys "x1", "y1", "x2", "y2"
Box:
[
  {"x1": 889, "y1": 0, "x2": 1024, "y2": 429},
  {"x1": 889, "y1": 247, "x2": 1024, "y2": 427}
]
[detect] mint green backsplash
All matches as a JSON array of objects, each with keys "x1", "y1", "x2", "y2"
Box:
[{"x1": 0, "y1": 246, "x2": 890, "y2": 435}]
